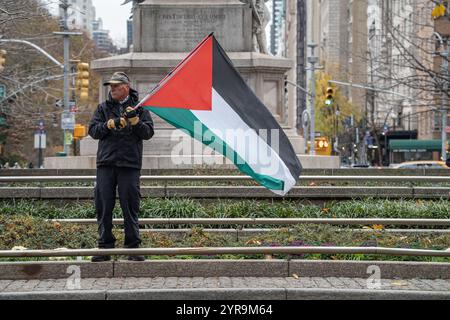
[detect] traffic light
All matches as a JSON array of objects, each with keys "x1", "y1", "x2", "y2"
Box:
[
  {"x1": 73, "y1": 124, "x2": 86, "y2": 139},
  {"x1": 76, "y1": 62, "x2": 90, "y2": 102},
  {"x1": 0, "y1": 49, "x2": 6, "y2": 73},
  {"x1": 315, "y1": 137, "x2": 329, "y2": 149},
  {"x1": 307, "y1": 137, "x2": 332, "y2": 156},
  {"x1": 325, "y1": 87, "x2": 334, "y2": 106}
]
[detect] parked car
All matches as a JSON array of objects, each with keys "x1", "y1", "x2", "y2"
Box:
[{"x1": 391, "y1": 161, "x2": 449, "y2": 169}]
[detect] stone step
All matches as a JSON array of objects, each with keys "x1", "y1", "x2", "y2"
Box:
[
  {"x1": 0, "y1": 260, "x2": 448, "y2": 281},
  {"x1": 0, "y1": 186, "x2": 448, "y2": 199}
]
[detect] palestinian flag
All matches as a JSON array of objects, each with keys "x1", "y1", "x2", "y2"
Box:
[{"x1": 138, "y1": 34, "x2": 302, "y2": 195}]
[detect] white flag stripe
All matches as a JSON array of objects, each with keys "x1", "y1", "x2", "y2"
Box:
[{"x1": 192, "y1": 89, "x2": 297, "y2": 195}]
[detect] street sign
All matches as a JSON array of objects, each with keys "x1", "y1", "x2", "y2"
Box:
[
  {"x1": 64, "y1": 131, "x2": 73, "y2": 145},
  {"x1": 69, "y1": 100, "x2": 77, "y2": 113},
  {"x1": 301, "y1": 110, "x2": 310, "y2": 130},
  {"x1": 34, "y1": 132, "x2": 46, "y2": 149},
  {"x1": 0, "y1": 84, "x2": 5, "y2": 98},
  {"x1": 61, "y1": 112, "x2": 75, "y2": 130}
]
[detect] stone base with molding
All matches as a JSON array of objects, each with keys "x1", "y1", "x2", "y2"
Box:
[{"x1": 44, "y1": 154, "x2": 339, "y2": 170}]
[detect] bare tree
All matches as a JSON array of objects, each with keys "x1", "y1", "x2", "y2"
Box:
[
  {"x1": 318, "y1": 0, "x2": 448, "y2": 165},
  {"x1": 0, "y1": 0, "x2": 106, "y2": 164}
]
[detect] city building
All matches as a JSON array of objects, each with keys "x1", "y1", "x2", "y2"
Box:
[
  {"x1": 367, "y1": 0, "x2": 415, "y2": 131},
  {"x1": 47, "y1": 0, "x2": 118, "y2": 54},
  {"x1": 127, "y1": 19, "x2": 133, "y2": 52},
  {"x1": 308, "y1": 0, "x2": 368, "y2": 114},
  {"x1": 59, "y1": 0, "x2": 96, "y2": 37},
  {"x1": 92, "y1": 18, "x2": 116, "y2": 53},
  {"x1": 270, "y1": 0, "x2": 286, "y2": 56},
  {"x1": 367, "y1": 0, "x2": 449, "y2": 162},
  {"x1": 415, "y1": 0, "x2": 450, "y2": 144}
]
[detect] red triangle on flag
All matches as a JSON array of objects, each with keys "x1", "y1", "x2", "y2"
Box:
[{"x1": 141, "y1": 36, "x2": 213, "y2": 111}]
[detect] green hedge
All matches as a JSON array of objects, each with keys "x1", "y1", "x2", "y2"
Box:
[{"x1": 0, "y1": 198, "x2": 448, "y2": 220}]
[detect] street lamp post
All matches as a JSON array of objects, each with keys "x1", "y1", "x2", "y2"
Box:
[
  {"x1": 440, "y1": 50, "x2": 449, "y2": 163},
  {"x1": 54, "y1": 0, "x2": 82, "y2": 156},
  {"x1": 306, "y1": 44, "x2": 323, "y2": 156},
  {"x1": 307, "y1": 44, "x2": 318, "y2": 155},
  {"x1": 432, "y1": 32, "x2": 449, "y2": 162},
  {"x1": 382, "y1": 124, "x2": 388, "y2": 165}
]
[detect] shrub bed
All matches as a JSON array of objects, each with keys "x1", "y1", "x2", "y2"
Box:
[{"x1": 0, "y1": 215, "x2": 448, "y2": 262}]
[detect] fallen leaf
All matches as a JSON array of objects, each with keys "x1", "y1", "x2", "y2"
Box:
[
  {"x1": 11, "y1": 246, "x2": 27, "y2": 251},
  {"x1": 245, "y1": 239, "x2": 262, "y2": 246},
  {"x1": 372, "y1": 224, "x2": 384, "y2": 231},
  {"x1": 292, "y1": 273, "x2": 300, "y2": 279}
]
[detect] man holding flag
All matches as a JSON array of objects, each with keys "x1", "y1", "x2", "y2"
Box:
[
  {"x1": 88, "y1": 34, "x2": 301, "y2": 262},
  {"x1": 88, "y1": 72, "x2": 154, "y2": 262}
]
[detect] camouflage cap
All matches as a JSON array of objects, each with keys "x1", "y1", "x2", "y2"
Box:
[{"x1": 103, "y1": 72, "x2": 131, "y2": 86}]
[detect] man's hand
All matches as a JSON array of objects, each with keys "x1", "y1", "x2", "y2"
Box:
[
  {"x1": 107, "y1": 118, "x2": 126, "y2": 130},
  {"x1": 125, "y1": 107, "x2": 139, "y2": 126}
]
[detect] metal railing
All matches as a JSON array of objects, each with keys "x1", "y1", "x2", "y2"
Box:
[
  {"x1": 0, "y1": 175, "x2": 450, "y2": 182},
  {"x1": 0, "y1": 246, "x2": 448, "y2": 258},
  {"x1": 51, "y1": 218, "x2": 450, "y2": 227}
]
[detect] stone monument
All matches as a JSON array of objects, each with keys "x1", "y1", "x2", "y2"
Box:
[
  {"x1": 239, "y1": 0, "x2": 270, "y2": 54},
  {"x1": 45, "y1": 0, "x2": 338, "y2": 169}
]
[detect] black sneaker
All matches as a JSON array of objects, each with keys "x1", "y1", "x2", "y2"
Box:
[
  {"x1": 128, "y1": 255, "x2": 145, "y2": 262},
  {"x1": 91, "y1": 255, "x2": 111, "y2": 262}
]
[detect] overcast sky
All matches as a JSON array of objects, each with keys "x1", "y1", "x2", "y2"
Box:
[
  {"x1": 91, "y1": 0, "x2": 131, "y2": 48},
  {"x1": 47, "y1": 0, "x2": 131, "y2": 48}
]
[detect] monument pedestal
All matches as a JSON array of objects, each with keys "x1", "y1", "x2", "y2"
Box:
[{"x1": 44, "y1": 0, "x2": 339, "y2": 169}]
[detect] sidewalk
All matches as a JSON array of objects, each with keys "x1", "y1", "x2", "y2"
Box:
[{"x1": 0, "y1": 277, "x2": 449, "y2": 300}]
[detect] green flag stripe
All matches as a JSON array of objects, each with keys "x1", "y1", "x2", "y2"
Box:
[{"x1": 144, "y1": 106, "x2": 285, "y2": 191}]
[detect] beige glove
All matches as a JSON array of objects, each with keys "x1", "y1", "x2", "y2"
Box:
[
  {"x1": 126, "y1": 107, "x2": 139, "y2": 126},
  {"x1": 107, "y1": 118, "x2": 126, "y2": 130}
]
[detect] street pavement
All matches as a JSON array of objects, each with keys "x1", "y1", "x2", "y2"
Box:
[{"x1": 0, "y1": 276, "x2": 448, "y2": 300}]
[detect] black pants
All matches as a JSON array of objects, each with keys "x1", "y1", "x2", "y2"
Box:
[{"x1": 95, "y1": 166, "x2": 141, "y2": 249}]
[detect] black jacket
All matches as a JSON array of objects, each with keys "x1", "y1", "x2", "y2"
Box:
[{"x1": 88, "y1": 88, "x2": 154, "y2": 169}]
